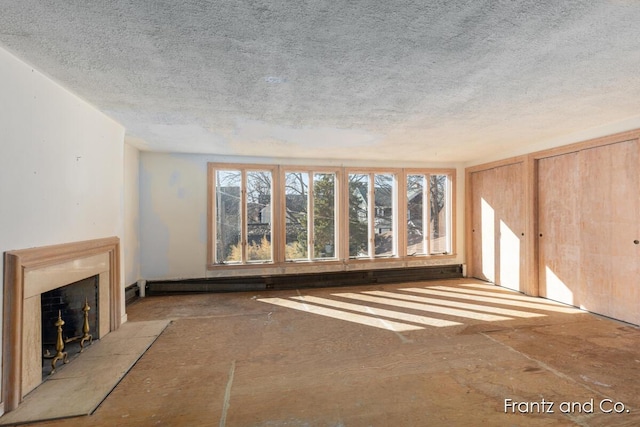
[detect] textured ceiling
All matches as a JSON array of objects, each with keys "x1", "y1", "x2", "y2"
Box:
[{"x1": 2, "y1": 1, "x2": 640, "y2": 163}]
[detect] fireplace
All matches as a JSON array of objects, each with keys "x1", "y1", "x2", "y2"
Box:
[
  {"x1": 41, "y1": 275, "x2": 99, "y2": 376},
  {"x1": 3, "y1": 237, "x2": 122, "y2": 413}
]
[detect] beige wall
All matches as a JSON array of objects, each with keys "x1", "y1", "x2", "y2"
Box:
[
  {"x1": 140, "y1": 153, "x2": 209, "y2": 279},
  {"x1": 0, "y1": 46, "x2": 126, "y2": 406},
  {"x1": 124, "y1": 142, "x2": 141, "y2": 286},
  {"x1": 139, "y1": 152, "x2": 466, "y2": 280}
]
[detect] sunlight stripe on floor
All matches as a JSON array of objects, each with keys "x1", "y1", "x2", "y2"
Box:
[
  {"x1": 292, "y1": 295, "x2": 461, "y2": 328},
  {"x1": 402, "y1": 288, "x2": 579, "y2": 313},
  {"x1": 362, "y1": 291, "x2": 543, "y2": 318},
  {"x1": 335, "y1": 293, "x2": 512, "y2": 321},
  {"x1": 431, "y1": 285, "x2": 582, "y2": 310},
  {"x1": 257, "y1": 297, "x2": 423, "y2": 332}
]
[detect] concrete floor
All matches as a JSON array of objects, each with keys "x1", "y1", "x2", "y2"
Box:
[{"x1": 25, "y1": 278, "x2": 640, "y2": 426}]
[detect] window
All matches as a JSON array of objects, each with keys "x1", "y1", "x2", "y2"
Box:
[
  {"x1": 209, "y1": 164, "x2": 454, "y2": 267},
  {"x1": 285, "y1": 172, "x2": 309, "y2": 260},
  {"x1": 215, "y1": 169, "x2": 242, "y2": 263},
  {"x1": 374, "y1": 173, "x2": 395, "y2": 257},
  {"x1": 347, "y1": 172, "x2": 396, "y2": 258},
  {"x1": 406, "y1": 174, "x2": 426, "y2": 255},
  {"x1": 284, "y1": 170, "x2": 338, "y2": 261},
  {"x1": 405, "y1": 173, "x2": 452, "y2": 255},
  {"x1": 212, "y1": 166, "x2": 274, "y2": 264},
  {"x1": 312, "y1": 172, "x2": 337, "y2": 259},
  {"x1": 429, "y1": 174, "x2": 451, "y2": 254},
  {"x1": 348, "y1": 173, "x2": 370, "y2": 258},
  {"x1": 246, "y1": 171, "x2": 273, "y2": 262}
]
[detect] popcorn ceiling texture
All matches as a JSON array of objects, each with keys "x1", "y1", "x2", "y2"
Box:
[{"x1": 2, "y1": 1, "x2": 640, "y2": 162}]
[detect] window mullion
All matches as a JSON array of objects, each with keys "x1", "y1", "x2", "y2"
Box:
[
  {"x1": 445, "y1": 175, "x2": 452, "y2": 254},
  {"x1": 240, "y1": 169, "x2": 247, "y2": 264},
  {"x1": 339, "y1": 168, "x2": 348, "y2": 261},
  {"x1": 308, "y1": 172, "x2": 314, "y2": 259},
  {"x1": 368, "y1": 173, "x2": 375, "y2": 258},
  {"x1": 393, "y1": 172, "x2": 400, "y2": 257},
  {"x1": 333, "y1": 170, "x2": 340, "y2": 260},
  {"x1": 273, "y1": 166, "x2": 283, "y2": 263},
  {"x1": 425, "y1": 174, "x2": 431, "y2": 255}
]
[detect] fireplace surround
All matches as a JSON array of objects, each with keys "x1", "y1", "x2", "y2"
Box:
[{"x1": 2, "y1": 237, "x2": 122, "y2": 413}]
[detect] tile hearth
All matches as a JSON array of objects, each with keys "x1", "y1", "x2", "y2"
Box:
[{"x1": 0, "y1": 320, "x2": 169, "y2": 426}]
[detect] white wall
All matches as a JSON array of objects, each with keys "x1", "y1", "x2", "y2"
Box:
[
  {"x1": 124, "y1": 142, "x2": 141, "y2": 286},
  {"x1": 0, "y1": 46, "x2": 126, "y2": 402},
  {"x1": 140, "y1": 152, "x2": 209, "y2": 279},
  {"x1": 139, "y1": 151, "x2": 466, "y2": 280}
]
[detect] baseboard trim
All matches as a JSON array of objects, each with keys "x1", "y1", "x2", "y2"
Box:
[{"x1": 146, "y1": 264, "x2": 463, "y2": 295}]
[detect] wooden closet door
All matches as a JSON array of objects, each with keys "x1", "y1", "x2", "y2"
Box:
[
  {"x1": 470, "y1": 163, "x2": 525, "y2": 291},
  {"x1": 579, "y1": 140, "x2": 640, "y2": 325},
  {"x1": 494, "y1": 163, "x2": 525, "y2": 292},
  {"x1": 538, "y1": 152, "x2": 581, "y2": 306},
  {"x1": 470, "y1": 168, "x2": 495, "y2": 282},
  {"x1": 539, "y1": 139, "x2": 640, "y2": 325}
]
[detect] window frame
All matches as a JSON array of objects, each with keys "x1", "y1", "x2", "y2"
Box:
[
  {"x1": 209, "y1": 163, "x2": 278, "y2": 265},
  {"x1": 207, "y1": 163, "x2": 456, "y2": 269},
  {"x1": 403, "y1": 168, "x2": 455, "y2": 258},
  {"x1": 345, "y1": 169, "x2": 399, "y2": 259},
  {"x1": 281, "y1": 167, "x2": 341, "y2": 262}
]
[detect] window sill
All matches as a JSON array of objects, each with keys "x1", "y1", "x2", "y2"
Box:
[{"x1": 207, "y1": 252, "x2": 457, "y2": 271}]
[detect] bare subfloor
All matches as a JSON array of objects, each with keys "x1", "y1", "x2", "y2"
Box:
[{"x1": 26, "y1": 279, "x2": 640, "y2": 426}]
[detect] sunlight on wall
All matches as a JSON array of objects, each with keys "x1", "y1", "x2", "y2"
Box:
[
  {"x1": 499, "y1": 220, "x2": 521, "y2": 291},
  {"x1": 481, "y1": 198, "x2": 495, "y2": 282},
  {"x1": 544, "y1": 266, "x2": 574, "y2": 306}
]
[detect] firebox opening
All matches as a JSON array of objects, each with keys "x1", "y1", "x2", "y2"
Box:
[{"x1": 41, "y1": 275, "x2": 99, "y2": 378}]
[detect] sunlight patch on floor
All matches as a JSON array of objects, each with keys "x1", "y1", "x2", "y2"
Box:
[
  {"x1": 254, "y1": 281, "x2": 588, "y2": 333},
  {"x1": 432, "y1": 285, "x2": 580, "y2": 309},
  {"x1": 291, "y1": 295, "x2": 461, "y2": 328},
  {"x1": 403, "y1": 288, "x2": 579, "y2": 314},
  {"x1": 257, "y1": 297, "x2": 424, "y2": 332},
  {"x1": 363, "y1": 290, "x2": 542, "y2": 318},
  {"x1": 336, "y1": 292, "x2": 513, "y2": 321}
]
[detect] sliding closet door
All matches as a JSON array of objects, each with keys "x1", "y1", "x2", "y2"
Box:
[
  {"x1": 470, "y1": 167, "x2": 495, "y2": 282},
  {"x1": 539, "y1": 139, "x2": 640, "y2": 325},
  {"x1": 470, "y1": 162, "x2": 525, "y2": 292},
  {"x1": 538, "y1": 152, "x2": 581, "y2": 306},
  {"x1": 579, "y1": 140, "x2": 640, "y2": 324},
  {"x1": 494, "y1": 163, "x2": 526, "y2": 292}
]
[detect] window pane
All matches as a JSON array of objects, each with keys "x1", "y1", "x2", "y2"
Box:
[
  {"x1": 430, "y1": 174, "x2": 449, "y2": 254},
  {"x1": 407, "y1": 174, "x2": 426, "y2": 255},
  {"x1": 285, "y1": 172, "x2": 309, "y2": 260},
  {"x1": 349, "y1": 173, "x2": 369, "y2": 257},
  {"x1": 313, "y1": 173, "x2": 336, "y2": 259},
  {"x1": 374, "y1": 174, "x2": 394, "y2": 256},
  {"x1": 246, "y1": 171, "x2": 272, "y2": 261},
  {"x1": 215, "y1": 170, "x2": 242, "y2": 263}
]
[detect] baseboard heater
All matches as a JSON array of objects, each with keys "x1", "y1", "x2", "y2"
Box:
[{"x1": 144, "y1": 264, "x2": 463, "y2": 295}]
